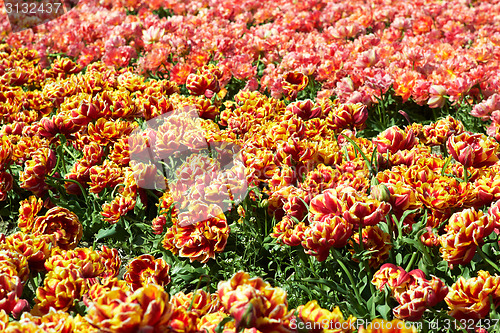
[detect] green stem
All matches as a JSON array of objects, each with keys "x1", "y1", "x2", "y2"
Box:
[
  {"x1": 440, "y1": 156, "x2": 452, "y2": 176},
  {"x1": 477, "y1": 247, "x2": 500, "y2": 274},
  {"x1": 405, "y1": 252, "x2": 418, "y2": 272},
  {"x1": 342, "y1": 136, "x2": 376, "y2": 177},
  {"x1": 60, "y1": 147, "x2": 70, "y2": 174},
  {"x1": 387, "y1": 218, "x2": 395, "y2": 263},
  {"x1": 463, "y1": 166, "x2": 469, "y2": 183},
  {"x1": 49, "y1": 153, "x2": 61, "y2": 177},
  {"x1": 365, "y1": 262, "x2": 375, "y2": 295},
  {"x1": 47, "y1": 175, "x2": 89, "y2": 205},
  {"x1": 332, "y1": 249, "x2": 363, "y2": 303}
]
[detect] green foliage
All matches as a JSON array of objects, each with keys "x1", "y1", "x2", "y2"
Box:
[{"x1": 153, "y1": 7, "x2": 174, "y2": 19}]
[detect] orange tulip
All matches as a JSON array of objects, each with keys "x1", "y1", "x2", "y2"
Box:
[
  {"x1": 32, "y1": 207, "x2": 83, "y2": 251},
  {"x1": 447, "y1": 208, "x2": 494, "y2": 246},
  {"x1": 44, "y1": 247, "x2": 104, "y2": 279},
  {"x1": 124, "y1": 254, "x2": 171, "y2": 291},
  {"x1": 0, "y1": 250, "x2": 29, "y2": 283},
  {"x1": 162, "y1": 203, "x2": 229, "y2": 263},
  {"x1": 1, "y1": 232, "x2": 56, "y2": 271},
  {"x1": 87, "y1": 283, "x2": 173, "y2": 332},
  {"x1": 373, "y1": 126, "x2": 417, "y2": 154},
  {"x1": 446, "y1": 271, "x2": 500, "y2": 320},
  {"x1": 293, "y1": 300, "x2": 356, "y2": 332},
  {"x1": 281, "y1": 71, "x2": 309, "y2": 100},
  {"x1": 0, "y1": 274, "x2": 22, "y2": 314},
  {"x1": 17, "y1": 196, "x2": 43, "y2": 233},
  {"x1": 218, "y1": 271, "x2": 291, "y2": 333},
  {"x1": 33, "y1": 267, "x2": 86, "y2": 315},
  {"x1": 186, "y1": 72, "x2": 220, "y2": 97},
  {"x1": 447, "y1": 132, "x2": 499, "y2": 168},
  {"x1": 302, "y1": 215, "x2": 353, "y2": 261},
  {"x1": 19, "y1": 148, "x2": 56, "y2": 196}
]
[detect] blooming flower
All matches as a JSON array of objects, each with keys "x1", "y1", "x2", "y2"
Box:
[
  {"x1": 162, "y1": 203, "x2": 230, "y2": 263},
  {"x1": 372, "y1": 265, "x2": 448, "y2": 321},
  {"x1": 32, "y1": 267, "x2": 86, "y2": 315},
  {"x1": 86, "y1": 283, "x2": 173, "y2": 332},
  {"x1": 0, "y1": 274, "x2": 23, "y2": 314},
  {"x1": 447, "y1": 132, "x2": 499, "y2": 168},
  {"x1": 293, "y1": 300, "x2": 356, "y2": 333},
  {"x1": 32, "y1": 207, "x2": 83, "y2": 251},
  {"x1": 281, "y1": 71, "x2": 309, "y2": 100},
  {"x1": 302, "y1": 215, "x2": 353, "y2": 261},
  {"x1": 373, "y1": 126, "x2": 417, "y2": 154},
  {"x1": 19, "y1": 148, "x2": 56, "y2": 196},
  {"x1": 446, "y1": 271, "x2": 500, "y2": 320},
  {"x1": 218, "y1": 271, "x2": 291, "y2": 332},
  {"x1": 124, "y1": 254, "x2": 171, "y2": 291}
]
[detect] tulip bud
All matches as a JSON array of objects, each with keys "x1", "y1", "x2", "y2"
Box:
[
  {"x1": 421, "y1": 230, "x2": 439, "y2": 247},
  {"x1": 259, "y1": 199, "x2": 269, "y2": 208},
  {"x1": 370, "y1": 183, "x2": 391, "y2": 202},
  {"x1": 12, "y1": 299, "x2": 30, "y2": 319},
  {"x1": 237, "y1": 206, "x2": 246, "y2": 218}
]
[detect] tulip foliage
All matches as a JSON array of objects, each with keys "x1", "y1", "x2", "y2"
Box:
[{"x1": 1, "y1": 0, "x2": 500, "y2": 332}]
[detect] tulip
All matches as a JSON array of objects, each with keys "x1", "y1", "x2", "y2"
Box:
[
  {"x1": 124, "y1": 254, "x2": 171, "y2": 291},
  {"x1": 281, "y1": 71, "x2": 309, "y2": 100},
  {"x1": 446, "y1": 271, "x2": 500, "y2": 320},
  {"x1": 428, "y1": 85, "x2": 447, "y2": 108},
  {"x1": 373, "y1": 126, "x2": 417, "y2": 154},
  {"x1": 32, "y1": 207, "x2": 83, "y2": 251},
  {"x1": 447, "y1": 132, "x2": 499, "y2": 169}
]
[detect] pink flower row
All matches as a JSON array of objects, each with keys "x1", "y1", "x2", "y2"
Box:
[{"x1": 1, "y1": 0, "x2": 500, "y2": 117}]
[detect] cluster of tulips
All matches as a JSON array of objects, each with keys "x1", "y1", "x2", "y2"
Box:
[
  {"x1": 0, "y1": 221, "x2": 361, "y2": 333},
  {"x1": 1, "y1": 210, "x2": 410, "y2": 333}
]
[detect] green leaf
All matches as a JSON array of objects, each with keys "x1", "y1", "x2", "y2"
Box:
[
  {"x1": 396, "y1": 253, "x2": 403, "y2": 266},
  {"x1": 215, "y1": 316, "x2": 234, "y2": 333},
  {"x1": 95, "y1": 224, "x2": 118, "y2": 241},
  {"x1": 436, "y1": 260, "x2": 449, "y2": 273},
  {"x1": 376, "y1": 304, "x2": 392, "y2": 320},
  {"x1": 367, "y1": 292, "x2": 383, "y2": 318},
  {"x1": 302, "y1": 278, "x2": 348, "y2": 295},
  {"x1": 296, "y1": 283, "x2": 315, "y2": 300},
  {"x1": 399, "y1": 237, "x2": 423, "y2": 250},
  {"x1": 460, "y1": 266, "x2": 471, "y2": 280}
]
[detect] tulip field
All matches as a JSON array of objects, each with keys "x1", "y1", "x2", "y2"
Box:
[{"x1": 2, "y1": 0, "x2": 500, "y2": 331}]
